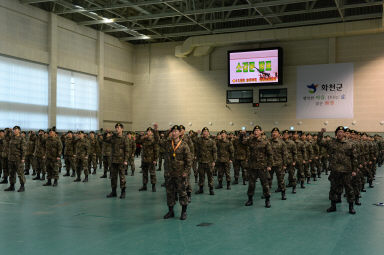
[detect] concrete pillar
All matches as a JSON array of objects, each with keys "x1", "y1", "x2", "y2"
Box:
[
  {"x1": 48, "y1": 13, "x2": 58, "y2": 128},
  {"x1": 97, "y1": 31, "x2": 105, "y2": 129},
  {"x1": 328, "y1": 37, "x2": 336, "y2": 64}
]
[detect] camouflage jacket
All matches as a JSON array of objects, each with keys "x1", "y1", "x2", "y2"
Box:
[
  {"x1": 216, "y1": 139, "x2": 234, "y2": 163},
  {"x1": 34, "y1": 134, "x2": 46, "y2": 158},
  {"x1": 127, "y1": 138, "x2": 136, "y2": 158},
  {"x1": 165, "y1": 139, "x2": 192, "y2": 177},
  {"x1": 283, "y1": 138, "x2": 298, "y2": 164},
  {"x1": 26, "y1": 135, "x2": 36, "y2": 156},
  {"x1": 246, "y1": 136, "x2": 273, "y2": 169},
  {"x1": 181, "y1": 134, "x2": 195, "y2": 156},
  {"x1": 302, "y1": 140, "x2": 313, "y2": 160},
  {"x1": 104, "y1": 134, "x2": 130, "y2": 163},
  {"x1": 88, "y1": 137, "x2": 99, "y2": 155},
  {"x1": 319, "y1": 135, "x2": 358, "y2": 172},
  {"x1": 8, "y1": 135, "x2": 25, "y2": 161},
  {"x1": 64, "y1": 137, "x2": 76, "y2": 156},
  {"x1": 75, "y1": 138, "x2": 90, "y2": 159},
  {"x1": 45, "y1": 136, "x2": 63, "y2": 160},
  {"x1": 232, "y1": 137, "x2": 248, "y2": 161},
  {"x1": 139, "y1": 135, "x2": 159, "y2": 163},
  {"x1": 196, "y1": 136, "x2": 217, "y2": 164},
  {"x1": 0, "y1": 137, "x2": 4, "y2": 157},
  {"x1": 294, "y1": 139, "x2": 307, "y2": 162},
  {"x1": 270, "y1": 138, "x2": 288, "y2": 167},
  {"x1": 102, "y1": 137, "x2": 112, "y2": 157},
  {"x1": 310, "y1": 141, "x2": 320, "y2": 158}
]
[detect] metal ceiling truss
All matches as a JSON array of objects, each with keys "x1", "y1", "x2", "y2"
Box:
[{"x1": 21, "y1": 0, "x2": 384, "y2": 43}]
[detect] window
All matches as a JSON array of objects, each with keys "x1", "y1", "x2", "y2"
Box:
[
  {"x1": 0, "y1": 55, "x2": 48, "y2": 130},
  {"x1": 56, "y1": 69, "x2": 98, "y2": 131},
  {"x1": 259, "y1": 88, "x2": 287, "y2": 103},
  {"x1": 226, "y1": 90, "x2": 253, "y2": 104}
]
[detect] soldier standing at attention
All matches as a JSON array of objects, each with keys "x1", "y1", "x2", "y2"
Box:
[
  {"x1": 33, "y1": 130, "x2": 46, "y2": 181},
  {"x1": 301, "y1": 133, "x2": 313, "y2": 184},
  {"x1": 0, "y1": 129, "x2": 11, "y2": 184},
  {"x1": 163, "y1": 125, "x2": 192, "y2": 220},
  {"x1": 126, "y1": 132, "x2": 136, "y2": 176},
  {"x1": 245, "y1": 125, "x2": 273, "y2": 208},
  {"x1": 319, "y1": 127, "x2": 358, "y2": 214},
  {"x1": 195, "y1": 127, "x2": 217, "y2": 196},
  {"x1": 232, "y1": 130, "x2": 248, "y2": 185},
  {"x1": 63, "y1": 131, "x2": 76, "y2": 177},
  {"x1": 189, "y1": 130, "x2": 199, "y2": 184},
  {"x1": 88, "y1": 131, "x2": 99, "y2": 175},
  {"x1": 74, "y1": 131, "x2": 89, "y2": 182},
  {"x1": 215, "y1": 130, "x2": 234, "y2": 190},
  {"x1": 179, "y1": 125, "x2": 194, "y2": 202},
  {"x1": 105, "y1": 123, "x2": 130, "y2": 199},
  {"x1": 97, "y1": 133, "x2": 103, "y2": 169},
  {"x1": 269, "y1": 127, "x2": 288, "y2": 200},
  {"x1": 138, "y1": 127, "x2": 159, "y2": 192},
  {"x1": 0, "y1": 130, "x2": 7, "y2": 183},
  {"x1": 24, "y1": 131, "x2": 36, "y2": 175},
  {"x1": 5, "y1": 126, "x2": 26, "y2": 192},
  {"x1": 43, "y1": 128, "x2": 62, "y2": 187},
  {"x1": 282, "y1": 130, "x2": 298, "y2": 194},
  {"x1": 100, "y1": 130, "x2": 112, "y2": 178}
]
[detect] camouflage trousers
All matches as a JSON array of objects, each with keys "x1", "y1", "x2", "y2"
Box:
[
  {"x1": 142, "y1": 162, "x2": 156, "y2": 185},
  {"x1": 310, "y1": 159, "x2": 321, "y2": 176},
  {"x1": 166, "y1": 175, "x2": 188, "y2": 207},
  {"x1": 247, "y1": 168, "x2": 270, "y2": 198},
  {"x1": 328, "y1": 171, "x2": 354, "y2": 203},
  {"x1": 233, "y1": 159, "x2": 247, "y2": 181},
  {"x1": 216, "y1": 162, "x2": 231, "y2": 183},
  {"x1": 295, "y1": 162, "x2": 305, "y2": 182},
  {"x1": 127, "y1": 157, "x2": 135, "y2": 172},
  {"x1": 9, "y1": 160, "x2": 26, "y2": 185},
  {"x1": 46, "y1": 158, "x2": 59, "y2": 180},
  {"x1": 158, "y1": 153, "x2": 164, "y2": 170},
  {"x1": 286, "y1": 164, "x2": 297, "y2": 187},
  {"x1": 24, "y1": 155, "x2": 34, "y2": 172},
  {"x1": 303, "y1": 162, "x2": 311, "y2": 178},
  {"x1": 361, "y1": 164, "x2": 374, "y2": 184},
  {"x1": 352, "y1": 171, "x2": 362, "y2": 199},
  {"x1": 103, "y1": 156, "x2": 112, "y2": 174},
  {"x1": 88, "y1": 154, "x2": 97, "y2": 172},
  {"x1": 64, "y1": 156, "x2": 75, "y2": 174},
  {"x1": 192, "y1": 159, "x2": 198, "y2": 177},
  {"x1": 76, "y1": 158, "x2": 88, "y2": 177},
  {"x1": 198, "y1": 162, "x2": 214, "y2": 188},
  {"x1": 97, "y1": 154, "x2": 103, "y2": 168},
  {"x1": 269, "y1": 165, "x2": 286, "y2": 191},
  {"x1": 34, "y1": 156, "x2": 46, "y2": 175},
  {"x1": 1, "y1": 157, "x2": 8, "y2": 178},
  {"x1": 111, "y1": 163, "x2": 126, "y2": 190},
  {"x1": 321, "y1": 157, "x2": 328, "y2": 173}
]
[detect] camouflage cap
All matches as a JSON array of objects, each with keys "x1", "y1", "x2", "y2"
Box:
[
  {"x1": 179, "y1": 125, "x2": 186, "y2": 130},
  {"x1": 282, "y1": 130, "x2": 289, "y2": 134},
  {"x1": 271, "y1": 127, "x2": 280, "y2": 133},
  {"x1": 67, "y1": 130, "x2": 73, "y2": 134},
  {"x1": 115, "y1": 123, "x2": 124, "y2": 128},
  {"x1": 350, "y1": 130, "x2": 356, "y2": 134},
  {"x1": 89, "y1": 131, "x2": 95, "y2": 134},
  {"x1": 202, "y1": 127, "x2": 209, "y2": 132},
  {"x1": 13, "y1": 126, "x2": 21, "y2": 131},
  {"x1": 335, "y1": 126, "x2": 345, "y2": 134},
  {"x1": 146, "y1": 127, "x2": 154, "y2": 132},
  {"x1": 48, "y1": 128, "x2": 56, "y2": 133},
  {"x1": 345, "y1": 128, "x2": 351, "y2": 133},
  {"x1": 171, "y1": 125, "x2": 181, "y2": 132},
  {"x1": 253, "y1": 125, "x2": 262, "y2": 131},
  {"x1": 293, "y1": 130, "x2": 302, "y2": 135},
  {"x1": 219, "y1": 130, "x2": 227, "y2": 135}
]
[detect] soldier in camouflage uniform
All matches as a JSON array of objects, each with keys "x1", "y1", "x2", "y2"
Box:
[
  {"x1": 245, "y1": 125, "x2": 273, "y2": 208},
  {"x1": 269, "y1": 128, "x2": 288, "y2": 200},
  {"x1": 215, "y1": 130, "x2": 234, "y2": 190},
  {"x1": 282, "y1": 130, "x2": 298, "y2": 193},
  {"x1": 163, "y1": 125, "x2": 192, "y2": 220},
  {"x1": 105, "y1": 123, "x2": 130, "y2": 199},
  {"x1": 195, "y1": 127, "x2": 217, "y2": 196},
  {"x1": 319, "y1": 136, "x2": 329, "y2": 175},
  {"x1": 74, "y1": 131, "x2": 90, "y2": 182},
  {"x1": 0, "y1": 129, "x2": 9, "y2": 184},
  {"x1": 301, "y1": 133, "x2": 313, "y2": 184},
  {"x1": 5, "y1": 126, "x2": 26, "y2": 192},
  {"x1": 293, "y1": 131, "x2": 307, "y2": 189},
  {"x1": 319, "y1": 127, "x2": 358, "y2": 214},
  {"x1": 63, "y1": 131, "x2": 76, "y2": 177},
  {"x1": 349, "y1": 130, "x2": 363, "y2": 206},
  {"x1": 33, "y1": 130, "x2": 46, "y2": 181},
  {"x1": 138, "y1": 127, "x2": 159, "y2": 192},
  {"x1": 308, "y1": 134, "x2": 321, "y2": 181},
  {"x1": 189, "y1": 130, "x2": 199, "y2": 183},
  {"x1": 24, "y1": 131, "x2": 36, "y2": 175},
  {"x1": 100, "y1": 131, "x2": 112, "y2": 178},
  {"x1": 361, "y1": 133, "x2": 375, "y2": 189},
  {"x1": 43, "y1": 128, "x2": 62, "y2": 186},
  {"x1": 126, "y1": 132, "x2": 136, "y2": 176},
  {"x1": 88, "y1": 131, "x2": 99, "y2": 175},
  {"x1": 180, "y1": 125, "x2": 194, "y2": 202},
  {"x1": 232, "y1": 130, "x2": 248, "y2": 185},
  {"x1": 97, "y1": 133, "x2": 103, "y2": 169},
  {"x1": 157, "y1": 133, "x2": 166, "y2": 171}
]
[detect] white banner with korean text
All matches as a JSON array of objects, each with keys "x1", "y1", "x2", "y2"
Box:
[{"x1": 296, "y1": 63, "x2": 353, "y2": 119}]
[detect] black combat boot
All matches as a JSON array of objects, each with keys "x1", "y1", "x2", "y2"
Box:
[
  {"x1": 125, "y1": 170, "x2": 128, "y2": 175},
  {"x1": 41, "y1": 174, "x2": 45, "y2": 181},
  {"x1": 286, "y1": 183, "x2": 293, "y2": 188},
  {"x1": 336, "y1": 194, "x2": 342, "y2": 203},
  {"x1": 120, "y1": 188, "x2": 126, "y2": 199},
  {"x1": 43, "y1": 179, "x2": 52, "y2": 186},
  {"x1": 307, "y1": 177, "x2": 311, "y2": 184},
  {"x1": 325, "y1": 170, "x2": 328, "y2": 175},
  {"x1": 131, "y1": 171, "x2": 134, "y2": 176},
  {"x1": 74, "y1": 175, "x2": 81, "y2": 182},
  {"x1": 33, "y1": 173, "x2": 41, "y2": 180},
  {"x1": 70, "y1": 171, "x2": 75, "y2": 177},
  {"x1": 4, "y1": 184, "x2": 15, "y2": 191},
  {"x1": 63, "y1": 171, "x2": 70, "y2": 177},
  {"x1": 17, "y1": 184, "x2": 25, "y2": 192},
  {"x1": 281, "y1": 191, "x2": 287, "y2": 200},
  {"x1": 326, "y1": 201, "x2": 337, "y2": 212},
  {"x1": 92, "y1": 170, "x2": 96, "y2": 175},
  {"x1": 187, "y1": 192, "x2": 192, "y2": 203},
  {"x1": 139, "y1": 185, "x2": 147, "y2": 191},
  {"x1": 233, "y1": 178, "x2": 239, "y2": 185},
  {"x1": 107, "y1": 188, "x2": 117, "y2": 198},
  {"x1": 265, "y1": 197, "x2": 271, "y2": 208},
  {"x1": 163, "y1": 206, "x2": 174, "y2": 219},
  {"x1": 100, "y1": 172, "x2": 107, "y2": 178},
  {"x1": 209, "y1": 187, "x2": 215, "y2": 195},
  {"x1": 0, "y1": 177, "x2": 8, "y2": 184},
  {"x1": 243, "y1": 179, "x2": 246, "y2": 185},
  {"x1": 152, "y1": 184, "x2": 156, "y2": 192},
  {"x1": 25, "y1": 170, "x2": 29, "y2": 175},
  {"x1": 194, "y1": 176, "x2": 198, "y2": 183},
  {"x1": 275, "y1": 187, "x2": 282, "y2": 193},
  {"x1": 361, "y1": 183, "x2": 366, "y2": 192},
  {"x1": 195, "y1": 186, "x2": 203, "y2": 194},
  {"x1": 215, "y1": 181, "x2": 223, "y2": 189},
  {"x1": 180, "y1": 205, "x2": 187, "y2": 220},
  {"x1": 318, "y1": 173, "x2": 321, "y2": 178},
  {"x1": 369, "y1": 181, "x2": 374, "y2": 188},
  {"x1": 227, "y1": 181, "x2": 231, "y2": 190},
  {"x1": 349, "y1": 202, "x2": 356, "y2": 214},
  {"x1": 32, "y1": 170, "x2": 36, "y2": 176},
  {"x1": 53, "y1": 179, "x2": 58, "y2": 187},
  {"x1": 313, "y1": 175, "x2": 317, "y2": 181},
  {"x1": 245, "y1": 196, "x2": 253, "y2": 206},
  {"x1": 292, "y1": 186, "x2": 297, "y2": 194},
  {"x1": 82, "y1": 175, "x2": 88, "y2": 182},
  {"x1": 355, "y1": 198, "x2": 361, "y2": 206},
  {"x1": 300, "y1": 181, "x2": 305, "y2": 189}
]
